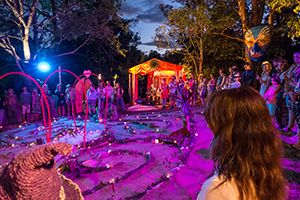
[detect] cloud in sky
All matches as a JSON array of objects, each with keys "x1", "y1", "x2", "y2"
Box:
[
  {"x1": 136, "y1": 4, "x2": 166, "y2": 23},
  {"x1": 141, "y1": 42, "x2": 157, "y2": 46},
  {"x1": 121, "y1": 2, "x2": 143, "y2": 16},
  {"x1": 121, "y1": 0, "x2": 166, "y2": 23}
]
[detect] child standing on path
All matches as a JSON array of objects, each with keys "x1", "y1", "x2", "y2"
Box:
[{"x1": 264, "y1": 75, "x2": 282, "y2": 124}]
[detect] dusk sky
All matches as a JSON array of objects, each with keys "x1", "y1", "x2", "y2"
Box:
[{"x1": 120, "y1": 0, "x2": 181, "y2": 54}]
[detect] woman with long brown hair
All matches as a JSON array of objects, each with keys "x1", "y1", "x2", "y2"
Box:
[{"x1": 198, "y1": 86, "x2": 288, "y2": 200}]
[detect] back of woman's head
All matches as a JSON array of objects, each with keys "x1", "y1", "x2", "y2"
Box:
[{"x1": 204, "y1": 86, "x2": 287, "y2": 200}]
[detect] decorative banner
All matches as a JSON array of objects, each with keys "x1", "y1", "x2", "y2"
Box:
[
  {"x1": 245, "y1": 25, "x2": 271, "y2": 62},
  {"x1": 150, "y1": 59, "x2": 159, "y2": 70}
]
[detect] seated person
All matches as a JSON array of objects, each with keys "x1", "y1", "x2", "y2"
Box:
[{"x1": 147, "y1": 84, "x2": 157, "y2": 101}]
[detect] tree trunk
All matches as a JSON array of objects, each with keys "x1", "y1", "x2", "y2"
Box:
[
  {"x1": 199, "y1": 37, "x2": 203, "y2": 73},
  {"x1": 23, "y1": 28, "x2": 31, "y2": 61},
  {"x1": 50, "y1": 0, "x2": 57, "y2": 31},
  {"x1": 238, "y1": 0, "x2": 250, "y2": 64},
  {"x1": 251, "y1": 0, "x2": 265, "y2": 26},
  {"x1": 33, "y1": 10, "x2": 38, "y2": 62},
  {"x1": 268, "y1": 9, "x2": 275, "y2": 36}
]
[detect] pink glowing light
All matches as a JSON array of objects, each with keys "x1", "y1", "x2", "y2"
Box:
[
  {"x1": 0, "y1": 72, "x2": 52, "y2": 143},
  {"x1": 43, "y1": 69, "x2": 88, "y2": 147}
]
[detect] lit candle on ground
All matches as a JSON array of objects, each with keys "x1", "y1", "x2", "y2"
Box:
[
  {"x1": 155, "y1": 139, "x2": 159, "y2": 144},
  {"x1": 110, "y1": 179, "x2": 115, "y2": 193}
]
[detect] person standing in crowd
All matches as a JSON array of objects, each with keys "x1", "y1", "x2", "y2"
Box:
[
  {"x1": 207, "y1": 74, "x2": 216, "y2": 94},
  {"x1": 270, "y1": 56, "x2": 282, "y2": 76},
  {"x1": 6, "y1": 89, "x2": 18, "y2": 126},
  {"x1": 160, "y1": 78, "x2": 169, "y2": 109},
  {"x1": 103, "y1": 81, "x2": 114, "y2": 104},
  {"x1": 226, "y1": 67, "x2": 233, "y2": 88},
  {"x1": 241, "y1": 62, "x2": 255, "y2": 87},
  {"x1": 229, "y1": 65, "x2": 241, "y2": 86},
  {"x1": 257, "y1": 61, "x2": 271, "y2": 96},
  {"x1": 0, "y1": 95, "x2": 6, "y2": 127},
  {"x1": 20, "y1": 87, "x2": 31, "y2": 122},
  {"x1": 54, "y1": 84, "x2": 67, "y2": 117},
  {"x1": 31, "y1": 89, "x2": 41, "y2": 121},
  {"x1": 177, "y1": 77, "x2": 185, "y2": 107},
  {"x1": 190, "y1": 74, "x2": 197, "y2": 106},
  {"x1": 276, "y1": 60, "x2": 289, "y2": 129},
  {"x1": 288, "y1": 52, "x2": 300, "y2": 149},
  {"x1": 198, "y1": 73, "x2": 207, "y2": 107},
  {"x1": 65, "y1": 84, "x2": 76, "y2": 117},
  {"x1": 115, "y1": 83, "x2": 125, "y2": 111},
  {"x1": 97, "y1": 82, "x2": 104, "y2": 112},
  {"x1": 230, "y1": 75, "x2": 241, "y2": 89},
  {"x1": 283, "y1": 51, "x2": 300, "y2": 133},
  {"x1": 43, "y1": 84, "x2": 53, "y2": 118},
  {"x1": 216, "y1": 69, "x2": 224, "y2": 90},
  {"x1": 169, "y1": 76, "x2": 177, "y2": 109},
  {"x1": 264, "y1": 75, "x2": 282, "y2": 124},
  {"x1": 87, "y1": 84, "x2": 99, "y2": 115},
  {"x1": 198, "y1": 86, "x2": 287, "y2": 200},
  {"x1": 216, "y1": 70, "x2": 227, "y2": 90}
]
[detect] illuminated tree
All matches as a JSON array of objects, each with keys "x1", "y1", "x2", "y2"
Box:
[{"x1": 0, "y1": 0, "x2": 127, "y2": 72}]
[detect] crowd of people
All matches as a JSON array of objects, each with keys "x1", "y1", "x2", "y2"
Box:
[
  {"x1": 0, "y1": 80, "x2": 126, "y2": 127},
  {"x1": 147, "y1": 62, "x2": 256, "y2": 108}
]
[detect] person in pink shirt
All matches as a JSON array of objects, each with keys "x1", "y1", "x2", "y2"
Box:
[
  {"x1": 160, "y1": 78, "x2": 169, "y2": 109},
  {"x1": 264, "y1": 75, "x2": 282, "y2": 124}
]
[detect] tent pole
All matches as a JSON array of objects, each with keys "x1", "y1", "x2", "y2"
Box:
[
  {"x1": 134, "y1": 74, "x2": 138, "y2": 103},
  {"x1": 129, "y1": 73, "x2": 132, "y2": 104}
]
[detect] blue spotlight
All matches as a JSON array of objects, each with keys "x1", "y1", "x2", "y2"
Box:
[{"x1": 38, "y1": 62, "x2": 50, "y2": 72}]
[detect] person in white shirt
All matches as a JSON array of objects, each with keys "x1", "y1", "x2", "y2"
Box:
[
  {"x1": 169, "y1": 76, "x2": 178, "y2": 108},
  {"x1": 103, "y1": 81, "x2": 114, "y2": 104},
  {"x1": 87, "y1": 84, "x2": 98, "y2": 115},
  {"x1": 198, "y1": 86, "x2": 287, "y2": 200}
]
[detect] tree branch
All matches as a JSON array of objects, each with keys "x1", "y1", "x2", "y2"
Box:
[
  {"x1": 52, "y1": 36, "x2": 91, "y2": 58},
  {"x1": 207, "y1": 32, "x2": 244, "y2": 42}
]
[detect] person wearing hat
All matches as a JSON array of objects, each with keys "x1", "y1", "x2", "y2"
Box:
[
  {"x1": 231, "y1": 75, "x2": 242, "y2": 89},
  {"x1": 65, "y1": 84, "x2": 76, "y2": 117},
  {"x1": 0, "y1": 142, "x2": 83, "y2": 200},
  {"x1": 198, "y1": 73, "x2": 207, "y2": 107}
]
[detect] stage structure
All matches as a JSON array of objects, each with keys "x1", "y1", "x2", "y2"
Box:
[{"x1": 129, "y1": 58, "x2": 185, "y2": 104}]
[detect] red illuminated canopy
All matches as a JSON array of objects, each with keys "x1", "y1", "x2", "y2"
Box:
[{"x1": 129, "y1": 58, "x2": 183, "y2": 75}]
